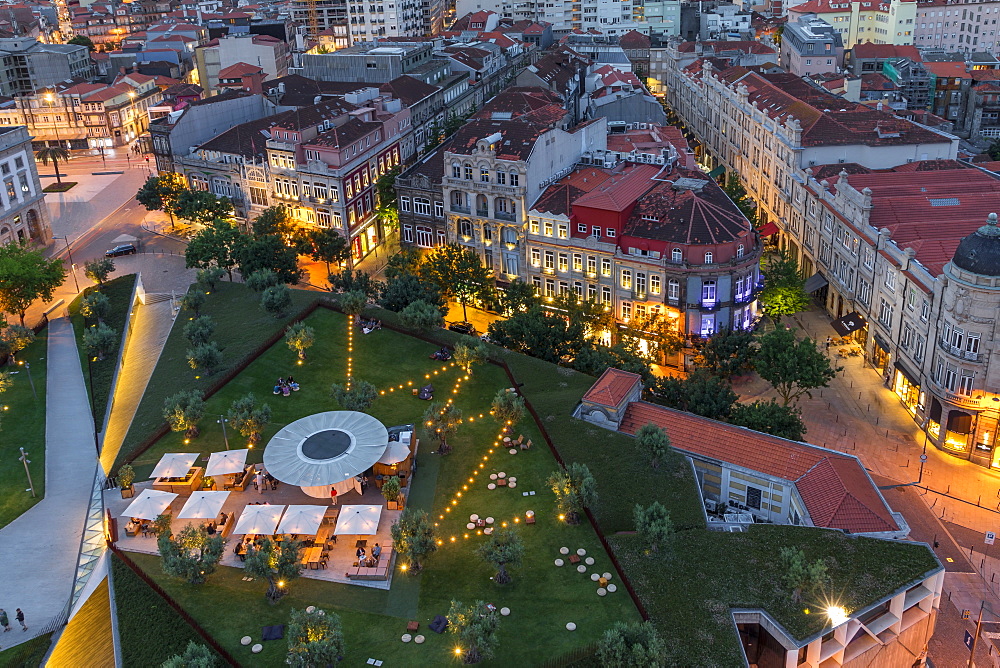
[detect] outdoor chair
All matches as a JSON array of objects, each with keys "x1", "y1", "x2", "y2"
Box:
[{"x1": 520, "y1": 439, "x2": 532, "y2": 450}]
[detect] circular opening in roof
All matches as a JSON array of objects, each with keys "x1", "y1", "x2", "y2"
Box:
[{"x1": 301, "y1": 429, "x2": 352, "y2": 461}]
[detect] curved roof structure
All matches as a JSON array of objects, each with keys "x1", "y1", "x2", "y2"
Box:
[
  {"x1": 263, "y1": 411, "x2": 389, "y2": 487},
  {"x1": 952, "y1": 213, "x2": 1000, "y2": 276}
]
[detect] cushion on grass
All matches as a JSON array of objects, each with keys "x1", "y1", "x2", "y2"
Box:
[
  {"x1": 262, "y1": 624, "x2": 285, "y2": 641},
  {"x1": 429, "y1": 614, "x2": 449, "y2": 633}
]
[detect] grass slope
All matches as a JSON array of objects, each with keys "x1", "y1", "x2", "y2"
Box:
[
  {"x1": 69, "y1": 274, "x2": 137, "y2": 430},
  {"x1": 111, "y1": 554, "x2": 222, "y2": 666},
  {"x1": 0, "y1": 632, "x2": 53, "y2": 667},
  {"x1": 0, "y1": 330, "x2": 48, "y2": 528},
  {"x1": 112, "y1": 281, "x2": 317, "y2": 472},
  {"x1": 128, "y1": 307, "x2": 639, "y2": 664}
]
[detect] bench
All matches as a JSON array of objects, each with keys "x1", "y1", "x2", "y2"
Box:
[
  {"x1": 226, "y1": 467, "x2": 254, "y2": 492},
  {"x1": 346, "y1": 547, "x2": 394, "y2": 580}
]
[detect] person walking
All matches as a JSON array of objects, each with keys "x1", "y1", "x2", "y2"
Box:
[
  {"x1": 825, "y1": 336, "x2": 832, "y2": 350},
  {"x1": 330, "y1": 487, "x2": 338, "y2": 507},
  {"x1": 0, "y1": 608, "x2": 10, "y2": 631},
  {"x1": 15, "y1": 609, "x2": 26, "y2": 631},
  {"x1": 255, "y1": 470, "x2": 265, "y2": 494}
]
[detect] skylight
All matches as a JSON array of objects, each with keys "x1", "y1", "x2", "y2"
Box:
[{"x1": 929, "y1": 197, "x2": 960, "y2": 206}]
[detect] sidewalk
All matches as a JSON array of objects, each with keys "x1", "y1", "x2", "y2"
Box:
[
  {"x1": 739, "y1": 308, "x2": 1000, "y2": 535},
  {"x1": 0, "y1": 317, "x2": 98, "y2": 651},
  {"x1": 45, "y1": 163, "x2": 149, "y2": 243}
]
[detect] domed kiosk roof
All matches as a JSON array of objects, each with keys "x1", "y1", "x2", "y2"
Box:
[
  {"x1": 952, "y1": 212, "x2": 1000, "y2": 277},
  {"x1": 263, "y1": 411, "x2": 388, "y2": 487}
]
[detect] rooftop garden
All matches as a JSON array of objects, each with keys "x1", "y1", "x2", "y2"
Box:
[{"x1": 118, "y1": 292, "x2": 638, "y2": 664}]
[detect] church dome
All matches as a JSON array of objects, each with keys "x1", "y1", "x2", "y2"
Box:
[{"x1": 952, "y1": 213, "x2": 1000, "y2": 277}]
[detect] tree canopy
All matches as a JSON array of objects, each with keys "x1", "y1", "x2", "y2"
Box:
[
  {"x1": 0, "y1": 241, "x2": 66, "y2": 325},
  {"x1": 390, "y1": 507, "x2": 437, "y2": 572},
  {"x1": 729, "y1": 399, "x2": 806, "y2": 441},
  {"x1": 174, "y1": 189, "x2": 233, "y2": 225},
  {"x1": 759, "y1": 250, "x2": 810, "y2": 322},
  {"x1": 476, "y1": 527, "x2": 524, "y2": 585},
  {"x1": 756, "y1": 328, "x2": 838, "y2": 406},
  {"x1": 635, "y1": 422, "x2": 671, "y2": 469},
  {"x1": 649, "y1": 369, "x2": 738, "y2": 420},
  {"x1": 157, "y1": 521, "x2": 225, "y2": 584},
  {"x1": 487, "y1": 306, "x2": 584, "y2": 364},
  {"x1": 136, "y1": 172, "x2": 187, "y2": 228},
  {"x1": 423, "y1": 401, "x2": 462, "y2": 453},
  {"x1": 238, "y1": 234, "x2": 301, "y2": 285},
  {"x1": 547, "y1": 462, "x2": 596, "y2": 525},
  {"x1": 227, "y1": 392, "x2": 271, "y2": 445},
  {"x1": 447, "y1": 600, "x2": 501, "y2": 664},
  {"x1": 184, "y1": 220, "x2": 246, "y2": 280},
  {"x1": 419, "y1": 244, "x2": 494, "y2": 321},
  {"x1": 286, "y1": 608, "x2": 345, "y2": 667},
  {"x1": 243, "y1": 538, "x2": 303, "y2": 603},
  {"x1": 694, "y1": 327, "x2": 756, "y2": 378},
  {"x1": 598, "y1": 621, "x2": 668, "y2": 668}
]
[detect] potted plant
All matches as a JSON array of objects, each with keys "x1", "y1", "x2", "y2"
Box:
[
  {"x1": 118, "y1": 464, "x2": 135, "y2": 499},
  {"x1": 203, "y1": 476, "x2": 216, "y2": 490},
  {"x1": 382, "y1": 475, "x2": 401, "y2": 510}
]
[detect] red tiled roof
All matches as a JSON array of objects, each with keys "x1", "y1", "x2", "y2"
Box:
[
  {"x1": 619, "y1": 401, "x2": 899, "y2": 533},
  {"x1": 923, "y1": 61, "x2": 971, "y2": 79},
  {"x1": 851, "y1": 42, "x2": 921, "y2": 61},
  {"x1": 618, "y1": 30, "x2": 650, "y2": 49},
  {"x1": 574, "y1": 163, "x2": 661, "y2": 211},
  {"x1": 581, "y1": 368, "x2": 641, "y2": 407},
  {"x1": 218, "y1": 61, "x2": 263, "y2": 78},
  {"x1": 677, "y1": 40, "x2": 775, "y2": 55},
  {"x1": 797, "y1": 458, "x2": 897, "y2": 533}
]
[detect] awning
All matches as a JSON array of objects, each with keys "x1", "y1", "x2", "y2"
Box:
[
  {"x1": 707, "y1": 165, "x2": 726, "y2": 179},
  {"x1": 872, "y1": 333, "x2": 889, "y2": 352},
  {"x1": 803, "y1": 272, "x2": 828, "y2": 293},
  {"x1": 757, "y1": 221, "x2": 779, "y2": 236},
  {"x1": 831, "y1": 311, "x2": 866, "y2": 336},
  {"x1": 894, "y1": 360, "x2": 920, "y2": 386}
]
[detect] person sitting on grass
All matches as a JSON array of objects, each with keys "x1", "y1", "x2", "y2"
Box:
[{"x1": 287, "y1": 376, "x2": 300, "y2": 391}]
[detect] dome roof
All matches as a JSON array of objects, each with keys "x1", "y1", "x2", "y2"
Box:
[{"x1": 952, "y1": 213, "x2": 1000, "y2": 276}]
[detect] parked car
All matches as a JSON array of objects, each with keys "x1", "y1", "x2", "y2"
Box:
[
  {"x1": 448, "y1": 321, "x2": 478, "y2": 336},
  {"x1": 105, "y1": 244, "x2": 136, "y2": 257}
]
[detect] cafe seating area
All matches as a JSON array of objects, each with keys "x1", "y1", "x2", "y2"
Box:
[{"x1": 105, "y1": 477, "x2": 402, "y2": 590}]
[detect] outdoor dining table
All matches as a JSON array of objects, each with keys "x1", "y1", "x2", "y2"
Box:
[{"x1": 300, "y1": 546, "x2": 323, "y2": 568}]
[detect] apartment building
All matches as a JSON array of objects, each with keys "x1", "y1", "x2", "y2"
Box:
[
  {"x1": 914, "y1": 0, "x2": 1000, "y2": 54},
  {"x1": 301, "y1": 42, "x2": 448, "y2": 86},
  {"x1": 787, "y1": 0, "x2": 917, "y2": 49},
  {"x1": 0, "y1": 126, "x2": 50, "y2": 246},
  {"x1": 0, "y1": 74, "x2": 163, "y2": 149},
  {"x1": 699, "y1": 2, "x2": 753, "y2": 40},
  {"x1": 453, "y1": 0, "x2": 642, "y2": 35},
  {"x1": 525, "y1": 161, "x2": 760, "y2": 347},
  {"x1": 172, "y1": 92, "x2": 409, "y2": 262},
  {"x1": 662, "y1": 49, "x2": 1000, "y2": 465},
  {"x1": 780, "y1": 14, "x2": 845, "y2": 75},
  {"x1": 195, "y1": 33, "x2": 291, "y2": 95},
  {"x1": 286, "y1": 0, "x2": 426, "y2": 42},
  {"x1": 0, "y1": 38, "x2": 93, "y2": 97}
]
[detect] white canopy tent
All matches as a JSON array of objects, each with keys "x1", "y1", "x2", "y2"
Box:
[
  {"x1": 177, "y1": 491, "x2": 230, "y2": 519},
  {"x1": 263, "y1": 411, "x2": 388, "y2": 487},
  {"x1": 378, "y1": 442, "x2": 410, "y2": 465},
  {"x1": 233, "y1": 504, "x2": 285, "y2": 535},
  {"x1": 333, "y1": 505, "x2": 383, "y2": 536},
  {"x1": 276, "y1": 505, "x2": 327, "y2": 536},
  {"x1": 150, "y1": 452, "x2": 200, "y2": 479},
  {"x1": 120, "y1": 489, "x2": 177, "y2": 520},
  {"x1": 205, "y1": 449, "x2": 249, "y2": 477}
]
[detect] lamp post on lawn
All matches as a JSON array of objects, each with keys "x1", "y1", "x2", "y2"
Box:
[
  {"x1": 218, "y1": 415, "x2": 230, "y2": 450},
  {"x1": 19, "y1": 447, "x2": 35, "y2": 497},
  {"x1": 18, "y1": 360, "x2": 35, "y2": 400}
]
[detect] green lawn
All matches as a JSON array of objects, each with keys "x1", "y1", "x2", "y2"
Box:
[
  {"x1": 0, "y1": 330, "x2": 47, "y2": 528},
  {"x1": 111, "y1": 554, "x2": 223, "y2": 666},
  {"x1": 126, "y1": 306, "x2": 639, "y2": 664},
  {"x1": 0, "y1": 632, "x2": 53, "y2": 667},
  {"x1": 69, "y1": 274, "x2": 137, "y2": 430},
  {"x1": 110, "y1": 281, "x2": 318, "y2": 473}
]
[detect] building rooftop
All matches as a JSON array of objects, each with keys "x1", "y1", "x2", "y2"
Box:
[
  {"x1": 379, "y1": 75, "x2": 439, "y2": 106},
  {"x1": 851, "y1": 42, "x2": 921, "y2": 61},
  {"x1": 580, "y1": 368, "x2": 642, "y2": 407},
  {"x1": 618, "y1": 401, "x2": 900, "y2": 534}
]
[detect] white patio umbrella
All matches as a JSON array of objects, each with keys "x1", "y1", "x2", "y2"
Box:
[
  {"x1": 233, "y1": 504, "x2": 285, "y2": 535},
  {"x1": 263, "y1": 411, "x2": 388, "y2": 487},
  {"x1": 378, "y1": 442, "x2": 410, "y2": 465},
  {"x1": 205, "y1": 449, "x2": 249, "y2": 477},
  {"x1": 150, "y1": 452, "x2": 200, "y2": 479},
  {"x1": 177, "y1": 491, "x2": 231, "y2": 519},
  {"x1": 334, "y1": 505, "x2": 383, "y2": 535},
  {"x1": 120, "y1": 489, "x2": 177, "y2": 520},
  {"x1": 300, "y1": 476, "x2": 362, "y2": 499},
  {"x1": 276, "y1": 505, "x2": 327, "y2": 536}
]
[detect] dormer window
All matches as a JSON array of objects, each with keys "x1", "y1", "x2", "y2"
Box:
[{"x1": 704, "y1": 251, "x2": 714, "y2": 264}]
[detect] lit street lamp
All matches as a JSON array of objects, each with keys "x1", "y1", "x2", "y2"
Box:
[{"x1": 19, "y1": 447, "x2": 35, "y2": 497}]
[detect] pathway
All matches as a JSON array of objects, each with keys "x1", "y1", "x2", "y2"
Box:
[
  {"x1": 99, "y1": 255, "x2": 196, "y2": 474},
  {"x1": 0, "y1": 318, "x2": 98, "y2": 650}
]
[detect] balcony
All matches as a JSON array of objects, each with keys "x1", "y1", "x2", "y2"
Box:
[
  {"x1": 476, "y1": 208, "x2": 489, "y2": 217},
  {"x1": 937, "y1": 338, "x2": 982, "y2": 362},
  {"x1": 495, "y1": 211, "x2": 516, "y2": 222},
  {"x1": 451, "y1": 204, "x2": 470, "y2": 214}
]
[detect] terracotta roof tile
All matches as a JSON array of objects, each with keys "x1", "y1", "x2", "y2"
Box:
[
  {"x1": 618, "y1": 401, "x2": 899, "y2": 533},
  {"x1": 581, "y1": 368, "x2": 641, "y2": 407}
]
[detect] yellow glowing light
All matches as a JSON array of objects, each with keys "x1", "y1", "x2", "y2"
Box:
[
  {"x1": 451, "y1": 500, "x2": 457, "y2": 505},
  {"x1": 558, "y1": 514, "x2": 565, "y2": 521},
  {"x1": 501, "y1": 522, "x2": 508, "y2": 528},
  {"x1": 456, "y1": 492, "x2": 462, "y2": 497},
  {"x1": 454, "y1": 648, "x2": 462, "y2": 655},
  {"x1": 514, "y1": 517, "x2": 520, "y2": 523},
  {"x1": 479, "y1": 463, "x2": 484, "y2": 468},
  {"x1": 450, "y1": 536, "x2": 456, "y2": 542},
  {"x1": 437, "y1": 539, "x2": 443, "y2": 545},
  {"x1": 468, "y1": 478, "x2": 474, "y2": 483},
  {"x1": 278, "y1": 580, "x2": 286, "y2": 587},
  {"x1": 826, "y1": 606, "x2": 848, "y2": 626},
  {"x1": 400, "y1": 564, "x2": 408, "y2": 571}
]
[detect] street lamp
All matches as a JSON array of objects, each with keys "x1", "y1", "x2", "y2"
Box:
[
  {"x1": 217, "y1": 415, "x2": 230, "y2": 450},
  {"x1": 18, "y1": 360, "x2": 35, "y2": 400},
  {"x1": 44, "y1": 92, "x2": 63, "y2": 150},
  {"x1": 53, "y1": 235, "x2": 80, "y2": 292},
  {"x1": 19, "y1": 447, "x2": 36, "y2": 497}
]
